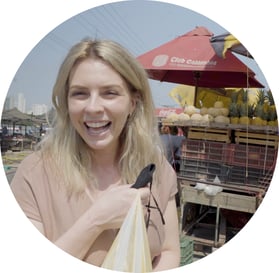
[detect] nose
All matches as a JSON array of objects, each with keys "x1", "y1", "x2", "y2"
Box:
[{"x1": 84, "y1": 93, "x2": 104, "y2": 114}]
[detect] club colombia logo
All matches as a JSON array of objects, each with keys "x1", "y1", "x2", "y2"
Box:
[
  {"x1": 152, "y1": 55, "x2": 169, "y2": 67},
  {"x1": 152, "y1": 54, "x2": 217, "y2": 67}
]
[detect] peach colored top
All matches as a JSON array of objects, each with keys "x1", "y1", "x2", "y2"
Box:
[{"x1": 10, "y1": 152, "x2": 177, "y2": 266}]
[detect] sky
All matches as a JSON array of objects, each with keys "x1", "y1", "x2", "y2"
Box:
[{"x1": 5, "y1": 0, "x2": 268, "y2": 111}]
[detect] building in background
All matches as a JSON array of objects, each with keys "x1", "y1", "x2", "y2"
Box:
[
  {"x1": 29, "y1": 104, "x2": 48, "y2": 116},
  {"x1": 4, "y1": 93, "x2": 26, "y2": 113}
]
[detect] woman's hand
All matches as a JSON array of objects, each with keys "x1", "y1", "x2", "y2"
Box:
[{"x1": 88, "y1": 184, "x2": 150, "y2": 230}]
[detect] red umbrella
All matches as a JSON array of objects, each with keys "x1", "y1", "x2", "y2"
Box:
[{"x1": 137, "y1": 26, "x2": 263, "y2": 105}]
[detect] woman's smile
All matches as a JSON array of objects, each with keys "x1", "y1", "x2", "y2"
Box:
[{"x1": 84, "y1": 120, "x2": 112, "y2": 136}]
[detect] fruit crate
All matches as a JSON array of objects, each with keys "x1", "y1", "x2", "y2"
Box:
[
  {"x1": 235, "y1": 131, "x2": 279, "y2": 148},
  {"x1": 187, "y1": 127, "x2": 231, "y2": 143}
]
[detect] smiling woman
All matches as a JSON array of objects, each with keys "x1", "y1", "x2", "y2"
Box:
[{"x1": 9, "y1": 39, "x2": 180, "y2": 271}]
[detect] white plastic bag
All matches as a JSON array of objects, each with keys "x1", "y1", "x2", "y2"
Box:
[{"x1": 101, "y1": 192, "x2": 152, "y2": 272}]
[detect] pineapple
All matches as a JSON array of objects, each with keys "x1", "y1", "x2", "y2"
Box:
[
  {"x1": 252, "y1": 90, "x2": 267, "y2": 126},
  {"x1": 262, "y1": 110, "x2": 269, "y2": 126},
  {"x1": 267, "y1": 90, "x2": 278, "y2": 127},
  {"x1": 229, "y1": 92, "x2": 240, "y2": 124},
  {"x1": 239, "y1": 89, "x2": 251, "y2": 125},
  {"x1": 268, "y1": 110, "x2": 278, "y2": 126}
]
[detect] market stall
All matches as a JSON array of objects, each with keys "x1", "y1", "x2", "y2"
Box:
[
  {"x1": 162, "y1": 91, "x2": 278, "y2": 259},
  {"x1": 138, "y1": 25, "x2": 273, "y2": 263}
]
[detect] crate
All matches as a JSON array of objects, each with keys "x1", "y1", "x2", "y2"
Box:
[
  {"x1": 180, "y1": 159, "x2": 208, "y2": 181},
  {"x1": 228, "y1": 143, "x2": 278, "y2": 170},
  {"x1": 180, "y1": 139, "x2": 277, "y2": 189},
  {"x1": 181, "y1": 139, "x2": 230, "y2": 164},
  {"x1": 227, "y1": 166, "x2": 273, "y2": 187},
  {"x1": 181, "y1": 139, "x2": 206, "y2": 160},
  {"x1": 179, "y1": 158, "x2": 274, "y2": 188},
  {"x1": 180, "y1": 159, "x2": 230, "y2": 182},
  {"x1": 187, "y1": 127, "x2": 231, "y2": 143},
  {"x1": 235, "y1": 131, "x2": 279, "y2": 147},
  {"x1": 180, "y1": 235, "x2": 194, "y2": 266}
]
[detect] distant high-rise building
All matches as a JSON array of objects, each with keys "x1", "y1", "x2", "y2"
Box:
[
  {"x1": 31, "y1": 104, "x2": 48, "y2": 116},
  {"x1": 3, "y1": 96, "x2": 12, "y2": 111},
  {"x1": 16, "y1": 93, "x2": 26, "y2": 113},
  {"x1": 4, "y1": 92, "x2": 26, "y2": 113}
]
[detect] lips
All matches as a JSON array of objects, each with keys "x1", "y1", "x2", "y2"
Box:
[{"x1": 85, "y1": 121, "x2": 111, "y2": 135}]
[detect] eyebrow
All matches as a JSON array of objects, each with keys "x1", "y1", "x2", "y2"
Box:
[
  {"x1": 69, "y1": 84, "x2": 125, "y2": 92},
  {"x1": 68, "y1": 85, "x2": 88, "y2": 91}
]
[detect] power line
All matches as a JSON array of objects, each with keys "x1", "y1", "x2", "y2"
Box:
[
  {"x1": 75, "y1": 12, "x2": 101, "y2": 39},
  {"x1": 87, "y1": 6, "x2": 142, "y2": 56},
  {"x1": 103, "y1": 4, "x2": 147, "y2": 54},
  {"x1": 47, "y1": 32, "x2": 71, "y2": 51}
]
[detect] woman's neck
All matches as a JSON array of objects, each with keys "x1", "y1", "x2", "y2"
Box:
[{"x1": 90, "y1": 147, "x2": 122, "y2": 190}]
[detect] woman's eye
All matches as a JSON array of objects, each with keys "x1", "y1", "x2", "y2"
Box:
[
  {"x1": 70, "y1": 90, "x2": 88, "y2": 97},
  {"x1": 104, "y1": 90, "x2": 119, "y2": 96}
]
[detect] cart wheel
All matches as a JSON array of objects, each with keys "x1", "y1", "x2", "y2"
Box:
[{"x1": 182, "y1": 202, "x2": 199, "y2": 231}]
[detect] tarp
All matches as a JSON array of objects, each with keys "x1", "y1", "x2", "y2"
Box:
[
  {"x1": 168, "y1": 84, "x2": 260, "y2": 108},
  {"x1": 210, "y1": 33, "x2": 253, "y2": 58}
]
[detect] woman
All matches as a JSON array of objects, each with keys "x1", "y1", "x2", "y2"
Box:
[{"x1": 10, "y1": 39, "x2": 180, "y2": 271}]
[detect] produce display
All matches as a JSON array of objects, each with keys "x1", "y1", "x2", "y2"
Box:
[
  {"x1": 162, "y1": 89, "x2": 278, "y2": 129},
  {"x1": 163, "y1": 100, "x2": 230, "y2": 125},
  {"x1": 229, "y1": 89, "x2": 278, "y2": 127}
]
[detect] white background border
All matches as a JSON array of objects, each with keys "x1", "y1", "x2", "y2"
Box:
[{"x1": 1, "y1": 1, "x2": 278, "y2": 272}]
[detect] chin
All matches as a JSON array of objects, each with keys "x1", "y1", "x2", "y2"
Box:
[{"x1": 86, "y1": 138, "x2": 115, "y2": 152}]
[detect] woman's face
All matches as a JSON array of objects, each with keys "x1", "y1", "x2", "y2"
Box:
[{"x1": 68, "y1": 58, "x2": 136, "y2": 153}]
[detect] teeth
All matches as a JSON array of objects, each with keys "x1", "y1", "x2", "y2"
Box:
[{"x1": 86, "y1": 121, "x2": 109, "y2": 128}]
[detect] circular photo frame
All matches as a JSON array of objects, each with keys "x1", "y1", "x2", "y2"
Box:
[{"x1": 1, "y1": 1, "x2": 278, "y2": 273}]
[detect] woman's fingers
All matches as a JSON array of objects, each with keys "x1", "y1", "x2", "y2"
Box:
[
  {"x1": 138, "y1": 187, "x2": 150, "y2": 206},
  {"x1": 91, "y1": 184, "x2": 151, "y2": 230}
]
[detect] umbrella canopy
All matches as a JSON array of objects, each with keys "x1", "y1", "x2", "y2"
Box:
[
  {"x1": 1, "y1": 108, "x2": 42, "y2": 126},
  {"x1": 137, "y1": 26, "x2": 263, "y2": 89},
  {"x1": 168, "y1": 84, "x2": 260, "y2": 108},
  {"x1": 210, "y1": 32, "x2": 253, "y2": 59},
  {"x1": 2, "y1": 108, "x2": 31, "y2": 123}
]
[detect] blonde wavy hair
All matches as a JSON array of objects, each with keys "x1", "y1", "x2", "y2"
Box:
[{"x1": 39, "y1": 39, "x2": 163, "y2": 194}]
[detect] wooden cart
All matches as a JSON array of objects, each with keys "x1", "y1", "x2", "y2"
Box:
[{"x1": 173, "y1": 122, "x2": 278, "y2": 260}]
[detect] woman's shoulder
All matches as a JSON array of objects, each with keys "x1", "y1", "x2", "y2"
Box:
[
  {"x1": 15, "y1": 151, "x2": 45, "y2": 178},
  {"x1": 159, "y1": 156, "x2": 176, "y2": 173},
  {"x1": 18, "y1": 151, "x2": 42, "y2": 167},
  {"x1": 154, "y1": 157, "x2": 177, "y2": 211},
  {"x1": 156, "y1": 157, "x2": 177, "y2": 188}
]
